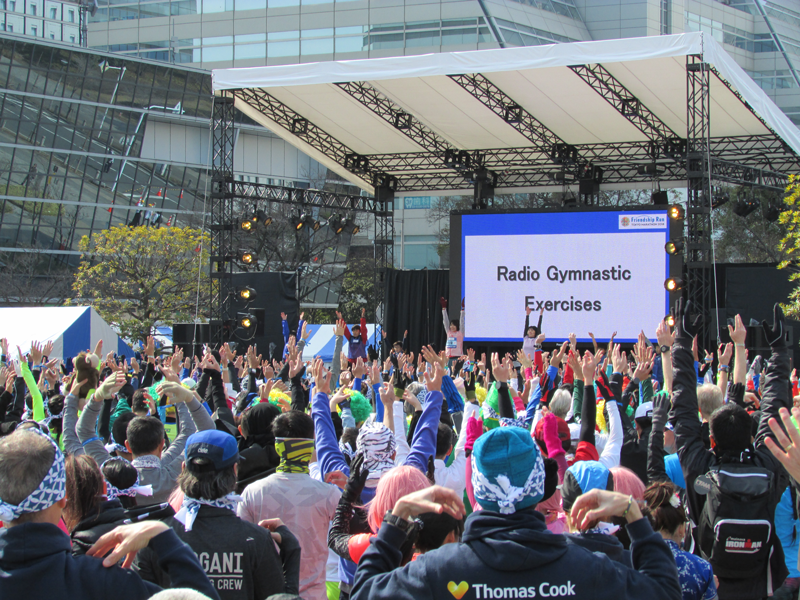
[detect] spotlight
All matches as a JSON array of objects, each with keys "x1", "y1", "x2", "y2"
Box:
[
  {"x1": 733, "y1": 199, "x2": 759, "y2": 218},
  {"x1": 239, "y1": 313, "x2": 257, "y2": 329},
  {"x1": 239, "y1": 250, "x2": 255, "y2": 265},
  {"x1": 311, "y1": 219, "x2": 321, "y2": 232},
  {"x1": 668, "y1": 205, "x2": 685, "y2": 221},
  {"x1": 255, "y1": 209, "x2": 272, "y2": 227},
  {"x1": 329, "y1": 214, "x2": 346, "y2": 234},
  {"x1": 765, "y1": 204, "x2": 783, "y2": 223},
  {"x1": 712, "y1": 190, "x2": 729, "y2": 209},
  {"x1": 665, "y1": 239, "x2": 684, "y2": 255},
  {"x1": 237, "y1": 286, "x2": 257, "y2": 302},
  {"x1": 665, "y1": 315, "x2": 675, "y2": 327},
  {"x1": 241, "y1": 219, "x2": 254, "y2": 232},
  {"x1": 294, "y1": 212, "x2": 313, "y2": 230},
  {"x1": 664, "y1": 277, "x2": 683, "y2": 292}
]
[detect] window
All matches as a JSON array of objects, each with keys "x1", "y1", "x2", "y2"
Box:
[
  {"x1": 30, "y1": 4, "x2": 35, "y2": 15},
  {"x1": 8, "y1": 1, "x2": 15, "y2": 11},
  {"x1": 69, "y1": 34, "x2": 75, "y2": 42},
  {"x1": 68, "y1": 9, "x2": 74, "y2": 22},
  {"x1": 49, "y1": 32, "x2": 54, "y2": 39},
  {"x1": 31, "y1": 25, "x2": 37, "y2": 35},
  {"x1": 7, "y1": 23, "x2": 12, "y2": 31},
  {"x1": 49, "y1": 7, "x2": 56, "y2": 18}
]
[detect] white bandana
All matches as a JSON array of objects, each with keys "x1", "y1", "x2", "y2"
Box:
[{"x1": 174, "y1": 493, "x2": 242, "y2": 531}]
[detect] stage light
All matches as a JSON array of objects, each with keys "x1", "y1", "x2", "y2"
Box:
[
  {"x1": 733, "y1": 199, "x2": 759, "y2": 218},
  {"x1": 255, "y1": 209, "x2": 272, "y2": 227},
  {"x1": 241, "y1": 219, "x2": 254, "y2": 232},
  {"x1": 329, "y1": 214, "x2": 346, "y2": 234},
  {"x1": 239, "y1": 250, "x2": 255, "y2": 265},
  {"x1": 712, "y1": 190, "x2": 729, "y2": 209},
  {"x1": 294, "y1": 212, "x2": 314, "y2": 230},
  {"x1": 237, "y1": 286, "x2": 257, "y2": 302},
  {"x1": 239, "y1": 314, "x2": 257, "y2": 329},
  {"x1": 311, "y1": 219, "x2": 321, "y2": 231},
  {"x1": 665, "y1": 315, "x2": 675, "y2": 327},
  {"x1": 665, "y1": 239, "x2": 684, "y2": 255},
  {"x1": 766, "y1": 204, "x2": 783, "y2": 222},
  {"x1": 664, "y1": 277, "x2": 683, "y2": 292},
  {"x1": 651, "y1": 190, "x2": 668, "y2": 205},
  {"x1": 669, "y1": 205, "x2": 685, "y2": 221}
]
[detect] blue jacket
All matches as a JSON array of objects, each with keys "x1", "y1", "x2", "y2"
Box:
[
  {"x1": 352, "y1": 508, "x2": 681, "y2": 600},
  {"x1": 0, "y1": 522, "x2": 219, "y2": 600},
  {"x1": 776, "y1": 487, "x2": 800, "y2": 578}
]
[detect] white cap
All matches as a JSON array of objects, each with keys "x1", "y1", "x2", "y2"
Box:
[
  {"x1": 635, "y1": 401, "x2": 653, "y2": 420},
  {"x1": 181, "y1": 377, "x2": 198, "y2": 391}
]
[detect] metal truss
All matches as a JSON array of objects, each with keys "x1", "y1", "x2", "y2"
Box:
[
  {"x1": 686, "y1": 56, "x2": 715, "y2": 350},
  {"x1": 710, "y1": 158, "x2": 788, "y2": 191},
  {"x1": 210, "y1": 94, "x2": 237, "y2": 345},
  {"x1": 569, "y1": 63, "x2": 680, "y2": 143},
  {"x1": 229, "y1": 180, "x2": 383, "y2": 212},
  {"x1": 232, "y1": 88, "x2": 380, "y2": 184},
  {"x1": 447, "y1": 73, "x2": 567, "y2": 153},
  {"x1": 335, "y1": 81, "x2": 452, "y2": 154}
]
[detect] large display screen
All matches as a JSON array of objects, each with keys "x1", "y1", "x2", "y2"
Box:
[{"x1": 451, "y1": 208, "x2": 673, "y2": 344}]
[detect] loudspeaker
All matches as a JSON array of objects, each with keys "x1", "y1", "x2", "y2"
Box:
[{"x1": 172, "y1": 323, "x2": 209, "y2": 357}]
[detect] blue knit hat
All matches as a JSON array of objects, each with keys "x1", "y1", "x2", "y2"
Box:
[
  {"x1": 471, "y1": 426, "x2": 545, "y2": 514},
  {"x1": 560, "y1": 460, "x2": 613, "y2": 512}
]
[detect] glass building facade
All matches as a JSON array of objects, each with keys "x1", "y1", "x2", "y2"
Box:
[{"x1": 0, "y1": 34, "x2": 213, "y2": 279}]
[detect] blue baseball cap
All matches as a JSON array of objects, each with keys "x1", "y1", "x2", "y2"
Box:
[{"x1": 185, "y1": 430, "x2": 239, "y2": 472}]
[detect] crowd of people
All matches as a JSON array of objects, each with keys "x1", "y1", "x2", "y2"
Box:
[{"x1": 2, "y1": 298, "x2": 800, "y2": 600}]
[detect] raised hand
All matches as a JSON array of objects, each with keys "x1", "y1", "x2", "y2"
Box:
[
  {"x1": 656, "y1": 319, "x2": 674, "y2": 348},
  {"x1": 311, "y1": 357, "x2": 332, "y2": 395},
  {"x1": 423, "y1": 361, "x2": 444, "y2": 392},
  {"x1": 30, "y1": 341, "x2": 43, "y2": 365},
  {"x1": 762, "y1": 303, "x2": 786, "y2": 347},
  {"x1": 581, "y1": 350, "x2": 598, "y2": 383},
  {"x1": 550, "y1": 341, "x2": 568, "y2": 368},
  {"x1": 491, "y1": 353, "x2": 511, "y2": 381},
  {"x1": 728, "y1": 314, "x2": 746, "y2": 345},
  {"x1": 352, "y1": 357, "x2": 366, "y2": 379},
  {"x1": 673, "y1": 297, "x2": 701, "y2": 340}
]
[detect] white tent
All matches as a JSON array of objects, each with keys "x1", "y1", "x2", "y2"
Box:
[
  {"x1": 0, "y1": 306, "x2": 134, "y2": 361},
  {"x1": 212, "y1": 32, "x2": 800, "y2": 195}
]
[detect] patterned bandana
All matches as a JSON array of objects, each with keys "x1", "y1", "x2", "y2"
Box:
[
  {"x1": 275, "y1": 438, "x2": 315, "y2": 474},
  {"x1": 339, "y1": 440, "x2": 356, "y2": 461},
  {"x1": 356, "y1": 423, "x2": 397, "y2": 483},
  {"x1": 132, "y1": 454, "x2": 162, "y2": 470},
  {"x1": 470, "y1": 450, "x2": 546, "y2": 514},
  {"x1": 100, "y1": 457, "x2": 153, "y2": 501},
  {"x1": 174, "y1": 492, "x2": 242, "y2": 531},
  {"x1": 0, "y1": 428, "x2": 66, "y2": 522}
]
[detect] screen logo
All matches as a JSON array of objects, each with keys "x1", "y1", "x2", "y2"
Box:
[{"x1": 618, "y1": 214, "x2": 667, "y2": 230}]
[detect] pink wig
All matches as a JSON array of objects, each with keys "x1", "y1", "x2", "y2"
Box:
[
  {"x1": 367, "y1": 465, "x2": 431, "y2": 533},
  {"x1": 610, "y1": 466, "x2": 645, "y2": 501}
]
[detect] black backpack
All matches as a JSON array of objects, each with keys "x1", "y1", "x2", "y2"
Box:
[{"x1": 694, "y1": 461, "x2": 775, "y2": 579}]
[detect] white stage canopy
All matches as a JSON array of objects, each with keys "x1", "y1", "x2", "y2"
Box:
[{"x1": 212, "y1": 32, "x2": 800, "y2": 196}]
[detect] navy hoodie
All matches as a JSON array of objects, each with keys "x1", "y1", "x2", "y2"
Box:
[
  {"x1": 352, "y1": 508, "x2": 681, "y2": 600},
  {"x1": 0, "y1": 522, "x2": 220, "y2": 600},
  {"x1": 564, "y1": 531, "x2": 632, "y2": 566}
]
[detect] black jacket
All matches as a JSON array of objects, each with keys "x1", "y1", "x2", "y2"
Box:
[
  {"x1": 134, "y1": 504, "x2": 295, "y2": 600},
  {"x1": 565, "y1": 531, "x2": 632, "y2": 566},
  {"x1": 0, "y1": 521, "x2": 218, "y2": 600},
  {"x1": 669, "y1": 329, "x2": 790, "y2": 600},
  {"x1": 70, "y1": 499, "x2": 129, "y2": 556},
  {"x1": 352, "y1": 508, "x2": 681, "y2": 600}
]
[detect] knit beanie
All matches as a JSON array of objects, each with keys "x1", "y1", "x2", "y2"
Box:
[{"x1": 471, "y1": 426, "x2": 545, "y2": 514}]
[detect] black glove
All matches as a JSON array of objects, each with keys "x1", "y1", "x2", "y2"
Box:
[
  {"x1": 762, "y1": 303, "x2": 786, "y2": 348},
  {"x1": 673, "y1": 297, "x2": 702, "y2": 340},
  {"x1": 426, "y1": 454, "x2": 436, "y2": 485},
  {"x1": 541, "y1": 457, "x2": 559, "y2": 502},
  {"x1": 342, "y1": 453, "x2": 369, "y2": 503},
  {"x1": 651, "y1": 391, "x2": 670, "y2": 432},
  {"x1": 367, "y1": 345, "x2": 379, "y2": 362}
]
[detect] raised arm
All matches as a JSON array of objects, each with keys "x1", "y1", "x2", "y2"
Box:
[
  {"x1": 754, "y1": 304, "x2": 791, "y2": 452},
  {"x1": 668, "y1": 298, "x2": 713, "y2": 483}
]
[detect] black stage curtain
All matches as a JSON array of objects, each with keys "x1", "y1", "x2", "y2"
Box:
[{"x1": 384, "y1": 269, "x2": 449, "y2": 354}]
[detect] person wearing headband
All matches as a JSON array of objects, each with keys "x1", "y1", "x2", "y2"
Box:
[
  {"x1": 0, "y1": 427, "x2": 217, "y2": 600},
  {"x1": 134, "y1": 429, "x2": 296, "y2": 600},
  {"x1": 351, "y1": 426, "x2": 681, "y2": 600},
  {"x1": 238, "y1": 410, "x2": 341, "y2": 600}
]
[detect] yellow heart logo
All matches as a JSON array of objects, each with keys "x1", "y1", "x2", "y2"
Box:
[{"x1": 447, "y1": 581, "x2": 469, "y2": 600}]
